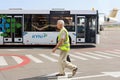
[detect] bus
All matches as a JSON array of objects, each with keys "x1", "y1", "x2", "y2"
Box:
[{"x1": 0, "y1": 8, "x2": 99, "y2": 45}]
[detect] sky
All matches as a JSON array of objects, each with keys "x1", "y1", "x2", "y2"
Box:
[{"x1": 0, "y1": 0, "x2": 120, "y2": 19}]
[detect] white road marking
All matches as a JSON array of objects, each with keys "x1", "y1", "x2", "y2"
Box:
[
  {"x1": 26, "y1": 55, "x2": 43, "y2": 63},
  {"x1": 96, "y1": 51, "x2": 120, "y2": 57},
  {"x1": 7, "y1": 49, "x2": 20, "y2": 51},
  {"x1": 114, "y1": 49, "x2": 120, "y2": 52},
  {"x1": 51, "y1": 53, "x2": 75, "y2": 61},
  {"x1": 51, "y1": 53, "x2": 59, "y2": 57},
  {"x1": 69, "y1": 54, "x2": 88, "y2": 60},
  {"x1": 71, "y1": 74, "x2": 105, "y2": 80},
  {"x1": 71, "y1": 71, "x2": 120, "y2": 80},
  {"x1": 106, "y1": 51, "x2": 120, "y2": 55},
  {"x1": 12, "y1": 56, "x2": 23, "y2": 64},
  {"x1": 0, "y1": 56, "x2": 8, "y2": 66},
  {"x1": 39, "y1": 54, "x2": 58, "y2": 62},
  {"x1": 85, "y1": 52, "x2": 112, "y2": 59},
  {"x1": 102, "y1": 51, "x2": 120, "y2": 57},
  {"x1": 75, "y1": 52, "x2": 101, "y2": 59}
]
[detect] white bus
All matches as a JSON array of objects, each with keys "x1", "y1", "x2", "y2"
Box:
[{"x1": 0, "y1": 9, "x2": 99, "y2": 45}]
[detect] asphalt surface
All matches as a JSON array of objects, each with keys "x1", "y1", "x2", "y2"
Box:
[{"x1": 0, "y1": 27, "x2": 120, "y2": 80}]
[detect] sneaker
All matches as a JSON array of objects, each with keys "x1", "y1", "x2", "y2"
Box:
[
  {"x1": 56, "y1": 73, "x2": 65, "y2": 76},
  {"x1": 72, "y1": 67, "x2": 78, "y2": 76}
]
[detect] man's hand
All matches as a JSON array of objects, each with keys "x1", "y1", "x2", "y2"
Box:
[
  {"x1": 52, "y1": 38, "x2": 64, "y2": 53},
  {"x1": 52, "y1": 48, "x2": 56, "y2": 53}
]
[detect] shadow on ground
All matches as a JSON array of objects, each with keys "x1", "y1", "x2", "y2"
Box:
[
  {"x1": 0, "y1": 45, "x2": 96, "y2": 49},
  {"x1": 19, "y1": 75, "x2": 58, "y2": 80}
]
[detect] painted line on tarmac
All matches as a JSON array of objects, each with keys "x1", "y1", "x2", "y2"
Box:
[
  {"x1": 39, "y1": 54, "x2": 58, "y2": 62},
  {"x1": 0, "y1": 54, "x2": 30, "y2": 71},
  {"x1": 26, "y1": 55, "x2": 43, "y2": 63},
  {"x1": 12, "y1": 56, "x2": 23, "y2": 64},
  {"x1": 0, "y1": 56, "x2": 8, "y2": 66}
]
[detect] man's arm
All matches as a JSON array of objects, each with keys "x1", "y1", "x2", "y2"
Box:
[
  {"x1": 52, "y1": 38, "x2": 64, "y2": 53},
  {"x1": 55, "y1": 38, "x2": 64, "y2": 49}
]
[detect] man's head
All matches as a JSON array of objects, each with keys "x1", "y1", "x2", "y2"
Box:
[{"x1": 57, "y1": 20, "x2": 64, "y2": 30}]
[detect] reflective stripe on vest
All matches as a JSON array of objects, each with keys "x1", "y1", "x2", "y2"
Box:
[{"x1": 58, "y1": 27, "x2": 70, "y2": 51}]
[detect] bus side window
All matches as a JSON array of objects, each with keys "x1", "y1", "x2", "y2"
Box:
[
  {"x1": 0, "y1": 18, "x2": 2, "y2": 23},
  {"x1": 0, "y1": 18, "x2": 2, "y2": 32}
]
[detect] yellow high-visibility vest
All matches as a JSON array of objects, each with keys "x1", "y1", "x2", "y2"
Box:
[{"x1": 58, "y1": 27, "x2": 70, "y2": 52}]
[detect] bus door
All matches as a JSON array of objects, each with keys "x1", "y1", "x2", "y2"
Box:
[
  {"x1": 85, "y1": 16, "x2": 96, "y2": 43},
  {"x1": 3, "y1": 15, "x2": 23, "y2": 43},
  {"x1": 76, "y1": 16, "x2": 86, "y2": 43}
]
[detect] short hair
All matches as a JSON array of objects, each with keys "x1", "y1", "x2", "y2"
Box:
[{"x1": 57, "y1": 20, "x2": 64, "y2": 26}]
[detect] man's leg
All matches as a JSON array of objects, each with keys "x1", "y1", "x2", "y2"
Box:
[
  {"x1": 57, "y1": 50, "x2": 67, "y2": 76},
  {"x1": 62, "y1": 51, "x2": 78, "y2": 76}
]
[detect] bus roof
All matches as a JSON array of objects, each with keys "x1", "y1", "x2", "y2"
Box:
[{"x1": 0, "y1": 9, "x2": 97, "y2": 15}]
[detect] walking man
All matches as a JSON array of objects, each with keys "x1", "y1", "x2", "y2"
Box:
[{"x1": 52, "y1": 20, "x2": 78, "y2": 76}]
